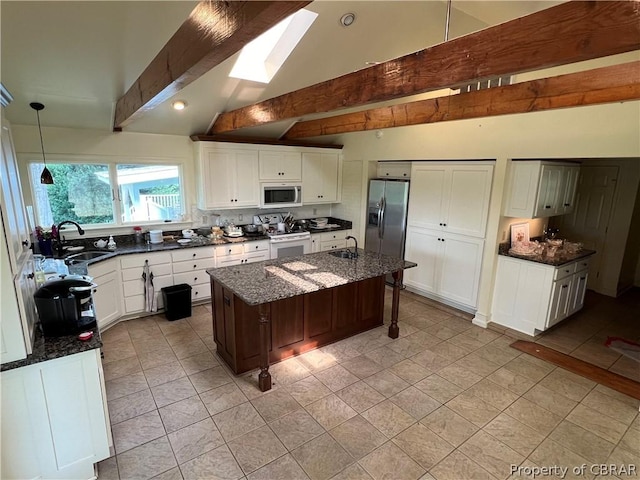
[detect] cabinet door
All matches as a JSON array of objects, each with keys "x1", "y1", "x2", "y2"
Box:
[
  {"x1": 547, "y1": 277, "x2": 572, "y2": 328},
  {"x1": 92, "y1": 271, "x2": 122, "y2": 329},
  {"x1": 200, "y1": 148, "x2": 234, "y2": 209},
  {"x1": 311, "y1": 235, "x2": 320, "y2": 252},
  {"x1": 535, "y1": 165, "x2": 563, "y2": 217},
  {"x1": 233, "y1": 150, "x2": 259, "y2": 207},
  {"x1": 560, "y1": 166, "x2": 580, "y2": 214},
  {"x1": 259, "y1": 150, "x2": 301, "y2": 181},
  {"x1": 445, "y1": 165, "x2": 493, "y2": 238},
  {"x1": 302, "y1": 152, "x2": 340, "y2": 203},
  {"x1": 407, "y1": 164, "x2": 447, "y2": 230},
  {"x1": 438, "y1": 234, "x2": 484, "y2": 308},
  {"x1": 403, "y1": 227, "x2": 440, "y2": 295},
  {"x1": 570, "y1": 271, "x2": 588, "y2": 314}
]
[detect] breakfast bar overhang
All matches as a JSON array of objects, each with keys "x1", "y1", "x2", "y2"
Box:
[{"x1": 207, "y1": 249, "x2": 416, "y2": 391}]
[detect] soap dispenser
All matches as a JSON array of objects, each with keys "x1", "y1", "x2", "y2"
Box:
[{"x1": 107, "y1": 235, "x2": 117, "y2": 250}]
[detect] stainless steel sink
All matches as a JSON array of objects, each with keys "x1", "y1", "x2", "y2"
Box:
[
  {"x1": 328, "y1": 249, "x2": 358, "y2": 260},
  {"x1": 64, "y1": 250, "x2": 111, "y2": 263}
]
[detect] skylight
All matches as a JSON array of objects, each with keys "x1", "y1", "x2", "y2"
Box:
[{"x1": 229, "y1": 9, "x2": 318, "y2": 84}]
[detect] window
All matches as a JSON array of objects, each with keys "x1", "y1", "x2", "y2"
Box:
[{"x1": 29, "y1": 162, "x2": 183, "y2": 227}]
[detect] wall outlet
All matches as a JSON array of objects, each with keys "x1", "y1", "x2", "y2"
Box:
[
  {"x1": 238, "y1": 214, "x2": 243, "y2": 222},
  {"x1": 313, "y1": 208, "x2": 317, "y2": 215}
]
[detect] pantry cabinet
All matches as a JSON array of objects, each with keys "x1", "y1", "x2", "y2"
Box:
[
  {"x1": 407, "y1": 163, "x2": 493, "y2": 238},
  {"x1": 195, "y1": 143, "x2": 259, "y2": 209},
  {"x1": 171, "y1": 247, "x2": 216, "y2": 302},
  {"x1": 404, "y1": 227, "x2": 484, "y2": 308},
  {"x1": 503, "y1": 160, "x2": 580, "y2": 218},
  {"x1": 259, "y1": 150, "x2": 301, "y2": 181},
  {"x1": 88, "y1": 258, "x2": 122, "y2": 329},
  {"x1": 491, "y1": 255, "x2": 592, "y2": 336},
  {"x1": 302, "y1": 152, "x2": 341, "y2": 204}
]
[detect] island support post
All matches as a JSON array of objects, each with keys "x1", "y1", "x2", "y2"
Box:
[
  {"x1": 258, "y1": 303, "x2": 272, "y2": 391},
  {"x1": 388, "y1": 269, "x2": 403, "y2": 339}
]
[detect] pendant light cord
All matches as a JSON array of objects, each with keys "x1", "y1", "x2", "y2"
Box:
[
  {"x1": 35, "y1": 109, "x2": 47, "y2": 165},
  {"x1": 444, "y1": 0, "x2": 452, "y2": 42}
]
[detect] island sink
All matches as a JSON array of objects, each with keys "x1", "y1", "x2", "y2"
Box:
[{"x1": 328, "y1": 249, "x2": 358, "y2": 259}]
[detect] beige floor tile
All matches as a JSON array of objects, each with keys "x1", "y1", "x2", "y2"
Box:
[
  {"x1": 305, "y1": 393, "x2": 357, "y2": 430},
  {"x1": 341, "y1": 355, "x2": 385, "y2": 379},
  {"x1": 607, "y1": 444, "x2": 640, "y2": 471},
  {"x1": 437, "y1": 364, "x2": 483, "y2": 389},
  {"x1": 103, "y1": 356, "x2": 143, "y2": 382},
  {"x1": 112, "y1": 410, "x2": 166, "y2": 454},
  {"x1": 392, "y1": 423, "x2": 454, "y2": 470},
  {"x1": 168, "y1": 417, "x2": 224, "y2": 464},
  {"x1": 449, "y1": 332, "x2": 486, "y2": 352},
  {"x1": 152, "y1": 467, "x2": 183, "y2": 480},
  {"x1": 117, "y1": 436, "x2": 177, "y2": 480},
  {"x1": 359, "y1": 442, "x2": 426, "y2": 480},
  {"x1": 363, "y1": 369, "x2": 410, "y2": 398},
  {"x1": 178, "y1": 444, "x2": 243, "y2": 480},
  {"x1": 188, "y1": 365, "x2": 233, "y2": 393},
  {"x1": 474, "y1": 344, "x2": 520, "y2": 367},
  {"x1": 248, "y1": 454, "x2": 310, "y2": 480},
  {"x1": 131, "y1": 336, "x2": 169, "y2": 355},
  {"x1": 297, "y1": 348, "x2": 338, "y2": 372},
  {"x1": 287, "y1": 375, "x2": 332, "y2": 406},
  {"x1": 270, "y1": 409, "x2": 325, "y2": 450},
  {"x1": 336, "y1": 381, "x2": 386, "y2": 413},
  {"x1": 212, "y1": 401, "x2": 266, "y2": 442},
  {"x1": 144, "y1": 360, "x2": 187, "y2": 388},
  {"x1": 463, "y1": 327, "x2": 501, "y2": 345},
  {"x1": 270, "y1": 357, "x2": 312, "y2": 385},
  {"x1": 429, "y1": 341, "x2": 472, "y2": 362},
  {"x1": 459, "y1": 430, "x2": 525, "y2": 480},
  {"x1": 430, "y1": 450, "x2": 497, "y2": 480},
  {"x1": 537, "y1": 369, "x2": 596, "y2": 402},
  {"x1": 97, "y1": 456, "x2": 119, "y2": 480},
  {"x1": 593, "y1": 384, "x2": 640, "y2": 409},
  {"x1": 178, "y1": 351, "x2": 219, "y2": 375},
  {"x1": 570, "y1": 340, "x2": 622, "y2": 369},
  {"x1": 523, "y1": 384, "x2": 578, "y2": 417},
  {"x1": 504, "y1": 397, "x2": 562, "y2": 436},
  {"x1": 227, "y1": 425, "x2": 287, "y2": 474},
  {"x1": 388, "y1": 359, "x2": 432, "y2": 384},
  {"x1": 453, "y1": 353, "x2": 501, "y2": 378},
  {"x1": 138, "y1": 346, "x2": 178, "y2": 370},
  {"x1": 151, "y1": 376, "x2": 197, "y2": 408},
  {"x1": 502, "y1": 356, "x2": 553, "y2": 383},
  {"x1": 106, "y1": 371, "x2": 149, "y2": 402},
  {"x1": 251, "y1": 388, "x2": 302, "y2": 423},
  {"x1": 566, "y1": 403, "x2": 628, "y2": 444},
  {"x1": 171, "y1": 337, "x2": 209, "y2": 360},
  {"x1": 363, "y1": 345, "x2": 406, "y2": 368},
  {"x1": 164, "y1": 329, "x2": 200, "y2": 347},
  {"x1": 102, "y1": 340, "x2": 137, "y2": 365},
  {"x1": 315, "y1": 364, "x2": 361, "y2": 392},
  {"x1": 446, "y1": 391, "x2": 501, "y2": 427},
  {"x1": 420, "y1": 406, "x2": 478, "y2": 447},
  {"x1": 549, "y1": 420, "x2": 616, "y2": 464},
  {"x1": 410, "y1": 349, "x2": 455, "y2": 372},
  {"x1": 199, "y1": 382, "x2": 248, "y2": 416},
  {"x1": 329, "y1": 415, "x2": 387, "y2": 460},
  {"x1": 528, "y1": 439, "x2": 591, "y2": 480},
  {"x1": 389, "y1": 386, "x2": 441, "y2": 420},
  {"x1": 360, "y1": 400, "x2": 416, "y2": 438},
  {"x1": 292, "y1": 433, "x2": 355, "y2": 480},
  {"x1": 330, "y1": 463, "x2": 373, "y2": 480},
  {"x1": 108, "y1": 388, "x2": 157, "y2": 425},
  {"x1": 158, "y1": 395, "x2": 209, "y2": 434},
  {"x1": 414, "y1": 374, "x2": 464, "y2": 404},
  {"x1": 387, "y1": 336, "x2": 432, "y2": 357},
  {"x1": 581, "y1": 389, "x2": 639, "y2": 424},
  {"x1": 483, "y1": 413, "x2": 545, "y2": 457},
  {"x1": 424, "y1": 324, "x2": 459, "y2": 341},
  {"x1": 610, "y1": 356, "x2": 640, "y2": 381},
  {"x1": 486, "y1": 367, "x2": 535, "y2": 396},
  {"x1": 465, "y1": 378, "x2": 519, "y2": 411},
  {"x1": 619, "y1": 425, "x2": 640, "y2": 454}
]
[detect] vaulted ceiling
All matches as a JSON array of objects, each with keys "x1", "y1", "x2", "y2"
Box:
[{"x1": 2, "y1": 1, "x2": 638, "y2": 143}]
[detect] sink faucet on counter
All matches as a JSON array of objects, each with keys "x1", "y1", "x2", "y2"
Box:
[
  {"x1": 345, "y1": 235, "x2": 358, "y2": 257},
  {"x1": 56, "y1": 220, "x2": 85, "y2": 256}
]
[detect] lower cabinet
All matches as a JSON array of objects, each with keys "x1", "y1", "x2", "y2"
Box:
[
  {"x1": 1, "y1": 349, "x2": 110, "y2": 480},
  {"x1": 120, "y1": 252, "x2": 173, "y2": 314},
  {"x1": 404, "y1": 227, "x2": 484, "y2": 309},
  {"x1": 88, "y1": 258, "x2": 122, "y2": 329},
  {"x1": 171, "y1": 247, "x2": 216, "y2": 302},
  {"x1": 215, "y1": 240, "x2": 270, "y2": 267},
  {"x1": 317, "y1": 229, "x2": 352, "y2": 252},
  {"x1": 491, "y1": 255, "x2": 591, "y2": 336}
]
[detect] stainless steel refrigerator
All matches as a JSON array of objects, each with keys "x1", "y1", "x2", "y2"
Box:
[{"x1": 365, "y1": 179, "x2": 410, "y2": 284}]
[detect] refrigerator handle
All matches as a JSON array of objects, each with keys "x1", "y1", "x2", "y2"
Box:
[
  {"x1": 376, "y1": 197, "x2": 383, "y2": 239},
  {"x1": 379, "y1": 196, "x2": 386, "y2": 239}
]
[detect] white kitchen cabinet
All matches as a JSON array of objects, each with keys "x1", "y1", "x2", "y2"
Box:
[
  {"x1": 88, "y1": 258, "x2": 122, "y2": 330},
  {"x1": 120, "y1": 251, "x2": 173, "y2": 314},
  {"x1": 215, "y1": 240, "x2": 270, "y2": 267},
  {"x1": 1, "y1": 349, "x2": 110, "y2": 480},
  {"x1": 318, "y1": 229, "x2": 352, "y2": 252},
  {"x1": 195, "y1": 143, "x2": 259, "y2": 209},
  {"x1": 171, "y1": 246, "x2": 216, "y2": 302},
  {"x1": 259, "y1": 150, "x2": 301, "y2": 181},
  {"x1": 311, "y1": 235, "x2": 320, "y2": 253},
  {"x1": 377, "y1": 161, "x2": 411, "y2": 179},
  {"x1": 302, "y1": 152, "x2": 341, "y2": 204},
  {"x1": 491, "y1": 255, "x2": 592, "y2": 335},
  {"x1": 404, "y1": 226, "x2": 484, "y2": 309},
  {"x1": 407, "y1": 163, "x2": 493, "y2": 238},
  {"x1": 503, "y1": 160, "x2": 581, "y2": 218}
]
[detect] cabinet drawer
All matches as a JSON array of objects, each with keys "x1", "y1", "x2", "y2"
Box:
[
  {"x1": 122, "y1": 274, "x2": 173, "y2": 299},
  {"x1": 319, "y1": 230, "x2": 350, "y2": 241},
  {"x1": 243, "y1": 240, "x2": 269, "y2": 253},
  {"x1": 215, "y1": 244, "x2": 244, "y2": 257},
  {"x1": 217, "y1": 256, "x2": 243, "y2": 267},
  {"x1": 320, "y1": 240, "x2": 346, "y2": 251},
  {"x1": 574, "y1": 257, "x2": 591, "y2": 273},
  {"x1": 554, "y1": 264, "x2": 574, "y2": 281},
  {"x1": 191, "y1": 284, "x2": 211, "y2": 302},
  {"x1": 245, "y1": 251, "x2": 269, "y2": 263},
  {"x1": 121, "y1": 262, "x2": 172, "y2": 281},
  {"x1": 172, "y1": 258, "x2": 215, "y2": 274},
  {"x1": 173, "y1": 270, "x2": 210, "y2": 286},
  {"x1": 171, "y1": 246, "x2": 215, "y2": 263},
  {"x1": 120, "y1": 251, "x2": 171, "y2": 269}
]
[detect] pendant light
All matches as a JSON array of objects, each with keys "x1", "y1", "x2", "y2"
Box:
[{"x1": 30, "y1": 102, "x2": 53, "y2": 184}]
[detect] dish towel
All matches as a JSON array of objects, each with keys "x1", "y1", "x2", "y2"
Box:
[{"x1": 142, "y1": 259, "x2": 156, "y2": 312}]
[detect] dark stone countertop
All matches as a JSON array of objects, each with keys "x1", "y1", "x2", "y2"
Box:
[
  {"x1": 207, "y1": 248, "x2": 416, "y2": 306},
  {"x1": 498, "y1": 242, "x2": 596, "y2": 266},
  {"x1": 1, "y1": 325, "x2": 102, "y2": 372}
]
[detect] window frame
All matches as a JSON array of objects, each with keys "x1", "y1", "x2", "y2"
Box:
[{"x1": 25, "y1": 153, "x2": 187, "y2": 230}]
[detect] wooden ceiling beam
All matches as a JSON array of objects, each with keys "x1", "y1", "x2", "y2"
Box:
[
  {"x1": 113, "y1": 0, "x2": 311, "y2": 130},
  {"x1": 283, "y1": 61, "x2": 640, "y2": 138},
  {"x1": 211, "y1": 1, "x2": 640, "y2": 135}
]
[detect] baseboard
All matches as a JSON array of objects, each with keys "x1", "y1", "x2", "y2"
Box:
[
  {"x1": 404, "y1": 285, "x2": 475, "y2": 315},
  {"x1": 472, "y1": 312, "x2": 488, "y2": 328}
]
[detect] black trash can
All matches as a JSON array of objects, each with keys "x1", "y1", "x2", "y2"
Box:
[{"x1": 161, "y1": 284, "x2": 192, "y2": 321}]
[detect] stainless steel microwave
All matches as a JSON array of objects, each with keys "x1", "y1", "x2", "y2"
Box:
[{"x1": 260, "y1": 183, "x2": 302, "y2": 208}]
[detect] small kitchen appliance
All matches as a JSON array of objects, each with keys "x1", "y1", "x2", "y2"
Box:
[{"x1": 260, "y1": 183, "x2": 302, "y2": 208}]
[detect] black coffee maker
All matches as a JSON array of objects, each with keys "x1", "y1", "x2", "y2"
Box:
[{"x1": 34, "y1": 276, "x2": 97, "y2": 336}]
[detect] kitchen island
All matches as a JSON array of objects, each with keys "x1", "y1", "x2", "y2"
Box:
[{"x1": 207, "y1": 249, "x2": 416, "y2": 391}]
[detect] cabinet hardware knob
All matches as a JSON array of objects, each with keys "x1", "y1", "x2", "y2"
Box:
[
  {"x1": 565, "y1": 269, "x2": 570, "y2": 273},
  {"x1": 545, "y1": 205, "x2": 551, "y2": 209},
  {"x1": 443, "y1": 223, "x2": 447, "y2": 227},
  {"x1": 21, "y1": 239, "x2": 29, "y2": 246},
  {"x1": 195, "y1": 291, "x2": 198, "y2": 295},
  {"x1": 193, "y1": 253, "x2": 196, "y2": 257},
  {"x1": 27, "y1": 272, "x2": 34, "y2": 279},
  {"x1": 439, "y1": 223, "x2": 443, "y2": 226},
  {"x1": 224, "y1": 296, "x2": 230, "y2": 305},
  {"x1": 564, "y1": 203, "x2": 570, "y2": 207},
  {"x1": 580, "y1": 276, "x2": 586, "y2": 280},
  {"x1": 193, "y1": 264, "x2": 197, "y2": 268},
  {"x1": 562, "y1": 284, "x2": 568, "y2": 288},
  {"x1": 195, "y1": 277, "x2": 198, "y2": 281}
]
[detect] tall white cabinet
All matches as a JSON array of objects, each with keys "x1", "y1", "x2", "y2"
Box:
[{"x1": 404, "y1": 162, "x2": 493, "y2": 310}]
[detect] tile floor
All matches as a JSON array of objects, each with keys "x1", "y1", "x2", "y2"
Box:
[{"x1": 97, "y1": 288, "x2": 639, "y2": 480}]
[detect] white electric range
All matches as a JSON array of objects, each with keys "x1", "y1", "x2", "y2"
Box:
[{"x1": 253, "y1": 213, "x2": 311, "y2": 259}]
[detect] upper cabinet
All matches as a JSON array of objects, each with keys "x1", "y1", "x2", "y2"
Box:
[
  {"x1": 259, "y1": 150, "x2": 301, "y2": 181},
  {"x1": 407, "y1": 163, "x2": 494, "y2": 238},
  {"x1": 377, "y1": 161, "x2": 411, "y2": 179},
  {"x1": 195, "y1": 143, "x2": 259, "y2": 210},
  {"x1": 503, "y1": 160, "x2": 580, "y2": 218},
  {"x1": 302, "y1": 152, "x2": 341, "y2": 204}
]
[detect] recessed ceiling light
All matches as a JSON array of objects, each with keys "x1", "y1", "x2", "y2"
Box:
[
  {"x1": 172, "y1": 100, "x2": 187, "y2": 110},
  {"x1": 340, "y1": 13, "x2": 356, "y2": 27}
]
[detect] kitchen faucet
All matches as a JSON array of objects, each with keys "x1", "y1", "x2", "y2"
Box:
[
  {"x1": 345, "y1": 235, "x2": 359, "y2": 257},
  {"x1": 56, "y1": 220, "x2": 85, "y2": 256}
]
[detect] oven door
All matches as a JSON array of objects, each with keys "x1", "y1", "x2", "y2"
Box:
[{"x1": 269, "y1": 237, "x2": 311, "y2": 259}]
